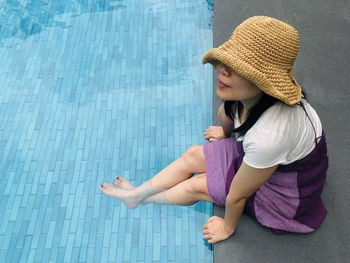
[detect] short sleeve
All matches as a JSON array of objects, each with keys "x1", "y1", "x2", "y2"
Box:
[
  {"x1": 243, "y1": 128, "x2": 290, "y2": 169},
  {"x1": 241, "y1": 100, "x2": 322, "y2": 168}
]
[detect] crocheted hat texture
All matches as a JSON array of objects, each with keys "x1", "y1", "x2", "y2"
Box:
[{"x1": 202, "y1": 16, "x2": 301, "y2": 105}]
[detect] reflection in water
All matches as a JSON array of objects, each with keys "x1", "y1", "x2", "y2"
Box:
[
  {"x1": 206, "y1": 0, "x2": 214, "y2": 27},
  {"x1": 0, "y1": 0, "x2": 125, "y2": 46},
  {"x1": 206, "y1": 0, "x2": 214, "y2": 11}
]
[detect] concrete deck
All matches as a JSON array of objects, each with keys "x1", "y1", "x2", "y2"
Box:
[{"x1": 212, "y1": 1, "x2": 350, "y2": 262}]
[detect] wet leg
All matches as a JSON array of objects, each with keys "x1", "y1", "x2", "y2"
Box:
[
  {"x1": 143, "y1": 173, "x2": 213, "y2": 206},
  {"x1": 100, "y1": 145, "x2": 207, "y2": 208}
]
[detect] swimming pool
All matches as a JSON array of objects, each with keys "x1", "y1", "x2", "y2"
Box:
[{"x1": 0, "y1": 0, "x2": 213, "y2": 262}]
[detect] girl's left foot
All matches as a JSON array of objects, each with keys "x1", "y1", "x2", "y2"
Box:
[{"x1": 99, "y1": 183, "x2": 140, "y2": 209}]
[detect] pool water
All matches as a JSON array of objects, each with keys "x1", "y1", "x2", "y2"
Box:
[{"x1": 0, "y1": 0, "x2": 214, "y2": 262}]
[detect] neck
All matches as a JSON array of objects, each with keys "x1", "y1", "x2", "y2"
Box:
[{"x1": 239, "y1": 93, "x2": 263, "y2": 120}]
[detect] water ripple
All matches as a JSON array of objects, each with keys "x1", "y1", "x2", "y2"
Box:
[{"x1": 0, "y1": 0, "x2": 126, "y2": 46}]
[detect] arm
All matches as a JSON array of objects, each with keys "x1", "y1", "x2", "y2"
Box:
[
  {"x1": 203, "y1": 162, "x2": 278, "y2": 243},
  {"x1": 217, "y1": 103, "x2": 234, "y2": 138}
]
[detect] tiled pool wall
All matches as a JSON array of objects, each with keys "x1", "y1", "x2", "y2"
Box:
[{"x1": 0, "y1": 0, "x2": 214, "y2": 262}]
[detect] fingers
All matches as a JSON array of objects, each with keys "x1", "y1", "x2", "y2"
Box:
[
  {"x1": 202, "y1": 216, "x2": 231, "y2": 244},
  {"x1": 203, "y1": 217, "x2": 216, "y2": 242},
  {"x1": 208, "y1": 216, "x2": 217, "y2": 222},
  {"x1": 203, "y1": 129, "x2": 212, "y2": 139},
  {"x1": 204, "y1": 126, "x2": 224, "y2": 141},
  {"x1": 203, "y1": 235, "x2": 211, "y2": 239},
  {"x1": 203, "y1": 234, "x2": 216, "y2": 244},
  {"x1": 203, "y1": 126, "x2": 215, "y2": 135}
]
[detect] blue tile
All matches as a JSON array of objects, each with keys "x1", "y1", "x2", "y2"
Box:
[
  {"x1": 63, "y1": 234, "x2": 75, "y2": 262},
  {"x1": 49, "y1": 235, "x2": 60, "y2": 262},
  {"x1": 103, "y1": 218, "x2": 112, "y2": 247},
  {"x1": 108, "y1": 233, "x2": 117, "y2": 262},
  {"x1": 175, "y1": 246, "x2": 183, "y2": 263},
  {"x1": 0, "y1": 209, "x2": 10, "y2": 235},
  {"x1": 72, "y1": 247, "x2": 81, "y2": 263},
  {"x1": 19, "y1": 235, "x2": 32, "y2": 262},
  {"x1": 94, "y1": 234, "x2": 103, "y2": 263},
  {"x1": 69, "y1": 207, "x2": 79, "y2": 233},
  {"x1": 7, "y1": 235, "x2": 18, "y2": 262},
  {"x1": 1, "y1": 221, "x2": 14, "y2": 250},
  {"x1": 59, "y1": 220, "x2": 70, "y2": 247},
  {"x1": 57, "y1": 248, "x2": 65, "y2": 263},
  {"x1": 45, "y1": 221, "x2": 56, "y2": 249},
  {"x1": 153, "y1": 232, "x2": 161, "y2": 261},
  {"x1": 0, "y1": 1, "x2": 214, "y2": 262},
  {"x1": 41, "y1": 249, "x2": 51, "y2": 263},
  {"x1": 27, "y1": 249, "x2": 36, "y2": 263},
  {"x1": 161, "y1": 246, "x2": 168, "y2": 263},
  {"x1": 182, "y1": 230, "x2": 190, "y2": 261},
  {"x1": 167, "y1": 229, "x2": 175, "y2": 261},
  {"x1": 15, "y1": 220, "x2": 28, "y2": 249},
  {"x1": 66, "y1": 194, "x2": 75, "y2": 219},
  {"x1": 161, "y1": 218, "x2": 167, "y2": 246},
  {"x1": 89, "y1": 219, "x2": 97, "y2": 247},
  {"x1": 34, "y1": 234, "x2": 46, "y2": 262},
  {"x1": 78, "y1": 234, "x2": 88, "y2": 262},
  {"x1": 123, "y1": 232, "x2": 132, "y2": 261},
  {"x1": 190, "y1": 246, "x2": 197, "y2": 263},
  {"x1": 137, "y1": 232, "x2": 146, "y2": 261},
  {"x1": 74, "y1": 219, "x2": 84, "y2": 248}
]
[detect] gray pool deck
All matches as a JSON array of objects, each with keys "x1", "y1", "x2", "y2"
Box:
[{"x1": 212, "y1": 1, "x2": 350, "y2": 262}]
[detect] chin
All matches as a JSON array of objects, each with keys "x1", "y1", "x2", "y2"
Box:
[{"x1": 216, "y1": 88, "x2": 237, "y2": 101}]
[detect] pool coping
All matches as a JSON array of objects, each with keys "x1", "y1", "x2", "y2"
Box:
[{"x1": 211, "y1": 1, "x2": 350, "y2": 262}]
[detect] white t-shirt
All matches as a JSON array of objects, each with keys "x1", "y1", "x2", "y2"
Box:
[{"x1": 235, "y1": 99, "x2": 323, "y2": 169}]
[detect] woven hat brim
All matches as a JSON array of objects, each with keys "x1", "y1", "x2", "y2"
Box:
[{"x1": 202, "y1": 47, "x2": 302, "y2": 105}]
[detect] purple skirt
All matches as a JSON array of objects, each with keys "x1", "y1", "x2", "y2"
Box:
[
  {"x1": 203, "y1": 136, "x2": 328, "y2": 234},
  {"x1": 203, "y1": 138, "x2": 244, "y2": 206}
]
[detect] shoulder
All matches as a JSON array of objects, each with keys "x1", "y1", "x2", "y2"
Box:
[{"x1": 249, "y1": 99, "x2": 321, "y2": 135}]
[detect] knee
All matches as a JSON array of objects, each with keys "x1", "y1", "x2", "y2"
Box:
[{"x1": 181, "y1": 145, "x2": 203, "y2": 165}]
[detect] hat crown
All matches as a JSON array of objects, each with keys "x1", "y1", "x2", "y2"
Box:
[
  {"x1": 232, "y1": 16, "x2": 300, "y2": 70},
  {"x1": 202, "y1": 16, "x2": 302, "y2": 105}
]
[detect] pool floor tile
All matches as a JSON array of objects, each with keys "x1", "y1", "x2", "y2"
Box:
[{"x1": 0, "y1": 0, "x2": 214, "y2": 262}]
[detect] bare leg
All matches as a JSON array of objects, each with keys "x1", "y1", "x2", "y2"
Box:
[
  {"x1": 143, "y1": 173, "x2": 213, "y2": 205},
  {"x1": 100, "y1": 145, "x2": 206, "y2": 208},
  {"x1": 150, "y1": 144, "x2": 206, "y2": 189}
]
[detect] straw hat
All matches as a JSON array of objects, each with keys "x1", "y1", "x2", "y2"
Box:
[{"x1": 202, "y1": 16, "x2": 301, "y2": 105}]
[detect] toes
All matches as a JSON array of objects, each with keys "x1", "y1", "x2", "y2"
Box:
[
  {"x1": 117, "y1": 176, "x2": 128, "y2": 183},
  {"x1": 100, "y1": 183, "x2": 113, "y2": 191},
  {"x1": 113, "y1": 176, "x2": 121, "y2": 185},
  {"x1": 113, "y1": 176, "x2": 122, "y2": 182},
  {"x1": 100, "y1": 183, "x2": 120, "y2": 197},
  {"x1": 111, "y1": 177, "x2": 134, "y2": 190},
  {"x1": 100, "y1": 183, "x2": 107, "y2": 192}
]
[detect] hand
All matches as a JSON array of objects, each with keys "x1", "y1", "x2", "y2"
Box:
[
  {"x1": 202, "y1": 216, "x2": 234, "y2": 244},
  {"x1": 204, "y1": 126, "x2": 226, "y2": 142}
]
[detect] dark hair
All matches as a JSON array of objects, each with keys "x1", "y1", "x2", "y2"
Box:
[
  {"x1": 224, "y1": 93, "x2": 279, "y2": 137},
  {"x1": 224, "y1": 91, "x2": 307, "y2": 137}
]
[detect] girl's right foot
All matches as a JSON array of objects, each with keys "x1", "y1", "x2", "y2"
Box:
[{"x1": 113, "y1": 176, "x2": 135, "y2": 190}]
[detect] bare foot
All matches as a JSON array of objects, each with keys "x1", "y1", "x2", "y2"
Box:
[
  {"x1": 99, "y1": 183, "x2": 140, "y2": 209},
  {"x1": 113, "y1": 176, "x2": 135, "y2": 190}
]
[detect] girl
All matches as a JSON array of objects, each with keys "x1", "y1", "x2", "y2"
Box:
[{"x1": 100, "y1": 16, "x2": 328, "y2": 244}]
